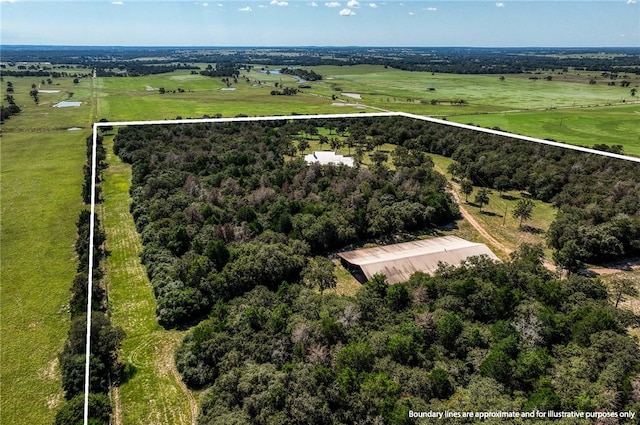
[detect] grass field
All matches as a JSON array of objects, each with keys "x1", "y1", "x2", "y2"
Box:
[
  {"x1": 0, "y1": 130, "x2": 87, "y2": 424},
  {"x1": 101, "y1": 134, "x2": 199, "y2": 425},
  {"x1": 450, "y1": 104, "x2": 640, "y2": 156},
  {"x1": 96, "y1": 70, "x2": 367, "y2": 121},
  {"x1": 299, "y1": 65, "x2": 638, "y2": 109},
  {"x1": 1, "y1": 74, "x2": 96, "y2": 424},
  {"x1": 262, "y1": 65, "x2": 640, "y2": 154}
]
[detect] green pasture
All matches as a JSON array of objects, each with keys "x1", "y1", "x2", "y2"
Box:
[
  {"x1": 96, "y1": 70, "x2": 366, "y2": 121},
  {"x1": 1, "y1": 75, "x2": 97, "y2": 128},
  {"x1": 298, "y1": 65, "x2": 639, "y2": 113},
  {"x1": 0, "y1": 74, "x2": 94, "y2": 424},
  {"x1": 101, "y1": 135, "x2": 199, "y2": 425},
  {"x1": 450, "y1": 104, "x2": 640, "y2": 156},
  {"x1": 1, "y1": 128, "x2": 87, "y2": 424}
]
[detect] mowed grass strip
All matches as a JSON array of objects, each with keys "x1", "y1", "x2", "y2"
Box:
[
  {"x1": 1, "y1": 129, "x2": 86, "y2": 424},
  {"x1": 101, "y1": 135, "x2": 198, "y2": 425}
]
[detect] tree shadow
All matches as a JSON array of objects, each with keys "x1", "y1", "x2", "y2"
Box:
[
  {"x1": 501, "y1": 194, "x2": 518, "y2": 201},
  {"x1": 480, "y1": 210, "x2": 501, "y2": 217},
  {"x1": 118, "y1": 362, "x2": 138, "y2": 386},
  {"x1": 521, "y1": 225, "x2": 544, "y2": 234}
]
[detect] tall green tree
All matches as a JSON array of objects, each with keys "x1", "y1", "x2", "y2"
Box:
[
  {"x1": 302, "y1": 256, "x2": 337, "y2": 294},
  {"x1": 460, "y1": 179, "x2": 473, "y2": 203},
  {"x1": 513, "y1": 198, "x2": 534, "y2": 229},
  {"x1": 297, "y1": 139, "x2": 310, "y2": 155},
  {"x1": 474, "y1": 188, "x2": 491, "y2": 212},
  {"x1": 610, "y1": 278, "x2": 638, "y2": 308}
]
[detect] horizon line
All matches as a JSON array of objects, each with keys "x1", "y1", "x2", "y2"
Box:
[{"x1": 3, "y1": 44, "x2": 639, "y2": 50}]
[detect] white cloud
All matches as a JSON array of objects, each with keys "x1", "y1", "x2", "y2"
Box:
[
  {"x1": 368, "y1": 2, "x2": 377, "y2": 7},
  {"x1": 202, "y1": 2, "x2": 208, "y2": 6},
  {"x1": 309, "y1": 1, "x2": 318, "y2": 5},
  {"x1": 0, "y1": 0, "x2": 18, "y2": 3},
  {"x1": 627, "y1": 0, "x2": 637, "y2": 4},
  {"x1": 271, "y1": 0, "x2": 288, "y2": 6},
  {"x1": 259, "y1": 4, "x2": 268, "y2": 7},
  {"x1": 111, "y1": 1, "x2": 124, "y2": 4},
  {"x1": 238, "y1": 6, "x2": 252, "y2": 11},
  {"x1": 408, "y1": 11, "x2": 414, "y2": 15},
  {"x1": 325, "y1": 1, "x2": 341, "y2": 7},
  {"x1": 347, "y1": 0, "x2": 359, "y2": 7},
  {"x1": 496, "y1": 2, "x2": 505, "y2": 7},
  {"x1": 339, "y1": 7, "x2": 355, "y2": 15},
  {"x1": 424, "y1": 7, "x2": 437, "y2": 11}
]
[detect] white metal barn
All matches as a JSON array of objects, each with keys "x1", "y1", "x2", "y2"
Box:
[
  {"x1": 337, "y1": 236, "x2": 500, "y2": 284},
  {"x1": 304, "y1": 151, "x2": 354, "y2": 167}
]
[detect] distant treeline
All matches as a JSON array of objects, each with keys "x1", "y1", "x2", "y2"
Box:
[
  {"x1": 96, "y1": 63, "x2": 199, "y2": 77},
  {"x1": 3, "y1": 46, "x2": 639, "y2": 75}
]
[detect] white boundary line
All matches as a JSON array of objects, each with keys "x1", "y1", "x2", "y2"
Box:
[
  {"x1": 84, "y1": 111, "x2": 640, "y2": 424},
  {"x1": 84, "y1": 124, "x2": 99, "y2": 424}
]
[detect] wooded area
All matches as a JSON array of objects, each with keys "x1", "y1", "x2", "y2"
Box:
[{"x1": 110, "y1": 117, "x2": 640, "y2": 424}]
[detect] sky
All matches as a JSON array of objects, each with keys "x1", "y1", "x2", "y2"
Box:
[{"x1": 0, "y1": 0, "x2": 638, "y2": 47}]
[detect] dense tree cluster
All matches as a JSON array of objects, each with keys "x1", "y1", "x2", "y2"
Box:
[
  {"x1": 176, "y1": 248, "x2": 640, "y2": 424},
  {"x1": 200, "y1": 63, "x2": 242, "y2": 78},
  {"x1": 270, "y1": 87, "x2": 298, "y2": 96},
  {"x1": 113, "y1": 121, "x2": 457, "y2": 327},
  {"x1": 82, "y1": 135, "x2": 107, "y2": 204},
  {"x1": 1, "y1": 84, "x2": 21, "y2": 123},
  {"x1": 55, "y1": 136, "x2": 123, "y2": 425},
  {"x1": 280, "y1": 67, "x2": 322, "y2": 81}
]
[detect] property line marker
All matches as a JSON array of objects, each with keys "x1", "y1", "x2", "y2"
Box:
[{"x1": 84, "y1": 110, "x2": 639, "y2": 423}]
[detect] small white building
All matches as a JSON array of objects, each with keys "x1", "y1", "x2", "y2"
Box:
[{"x1": 304, "y1": 151, "x2": 354, "y2": 167}]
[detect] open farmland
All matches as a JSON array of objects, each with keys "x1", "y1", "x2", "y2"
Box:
[
  {"x1": 95, "y1": 70, "x2": 367, "y2": 121},
  {"x1": 450, "y1": 103, "x2": 640, "y2": 156}
]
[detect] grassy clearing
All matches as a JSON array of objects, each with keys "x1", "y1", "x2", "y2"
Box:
[
  {"x1": 1, "y1": 127, "x2": 87, "y2": 423},
  {"x1": 463, "y1": 188, "x2": 557, "y2": 258},
  {"x1": 101, "y1": 135, "x2": 199, "y2": 425}
]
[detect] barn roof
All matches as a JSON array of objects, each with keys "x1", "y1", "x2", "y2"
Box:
[{"x1": 337, "y1": 236, "x2": 500, "y2": 284}]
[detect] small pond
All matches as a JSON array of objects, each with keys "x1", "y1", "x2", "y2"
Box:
[{"x1": 53, "y1": 101, "x2": 82, "y2": 108}]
